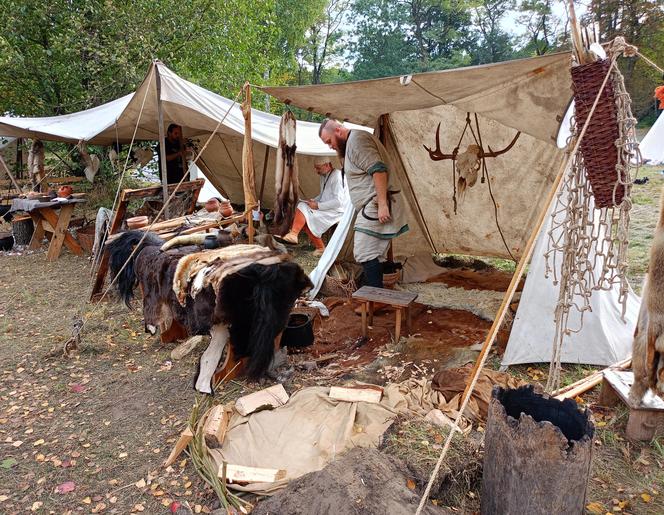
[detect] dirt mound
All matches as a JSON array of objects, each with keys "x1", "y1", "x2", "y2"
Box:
[{"x1": 252, "y1": 447, "x2": 449, "y2": 515}]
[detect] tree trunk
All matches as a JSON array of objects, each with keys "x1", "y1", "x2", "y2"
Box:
[{"x1": 481, "y1": 386, "x2": 594, "y2": 515}]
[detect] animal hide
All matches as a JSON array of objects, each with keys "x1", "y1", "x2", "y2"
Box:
[
  {"x1": 27, "y1": 140, "x2": 45, "y2": 188},
  {"x1": 630, "y1": 186, "x2": 664, "y2": 404},
  {"x1": 106, "y1": 231, "x2": 312, "y2": 389},
  {"x1": 78, "y1": 143, "x2": 100, "y2": 183},
  {"x1": 273, "y1": 111, "x2": 299, "y2": 235}
]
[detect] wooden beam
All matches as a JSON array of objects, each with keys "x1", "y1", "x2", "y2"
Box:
[
  {"x1": 234, "y1": 384, "x2": 289, "y2": 416},
  {"x1": 155, "y1": 62, "x2": 169, "y2": 214}
]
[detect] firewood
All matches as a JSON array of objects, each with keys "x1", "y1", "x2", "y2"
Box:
[
  {"x1": 329, "y1": 385, "x2": 383, "y2": 404},
  {"x1": 203, "y1": 405, "x2": 232, "y2": 448},
  {"x1": 234, "y1": 384, "x2": 289, "y2": 416},
  {"x1": 163, "y1": 427, "x2": 193, "y2": 467},
  {"x1": 219, "y1": 464, "x2": 287, "y2": 484}
]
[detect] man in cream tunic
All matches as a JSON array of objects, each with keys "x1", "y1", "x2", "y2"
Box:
[
  {"x1": 319, "y1": 119, "x2": 408, "y2": 288},
  {"x1": 280, "y1": 156, "x2": 348, "y2": 256}
]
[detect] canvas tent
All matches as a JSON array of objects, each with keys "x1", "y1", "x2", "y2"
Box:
[
  {"x1": 262, "y1": 51, "x2": 638, "y2": 366},
  {"x1": 0, "y1": 61, "x2": 336, "y2": 206},
  {"x1": 640, "y1": 110, "x2": 664, "y2": 165}
]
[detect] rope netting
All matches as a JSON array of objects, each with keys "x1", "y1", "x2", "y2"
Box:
[{"x1": 544, "y1": 39, "x2": 641, "y2": 391}]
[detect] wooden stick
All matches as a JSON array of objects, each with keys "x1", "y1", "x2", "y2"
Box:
[
  {"x1": 0, "y1": 154, "x2": 23, "y2": 193},
  {"x1": 460, "y1": 152, "x2": 571, "y2": 405},
  {"x1": 155, "y1": 62, "x2": 170, "y2": 217},
  {"x1": 553, "y1": 358, "x2": 631, "y2": 400},
  {"x1": 241, "y1": 82, "x2": 257, "y2": 244},
  {"x1": 567, "y1": 0, "x2": 588, "y2": 64}
]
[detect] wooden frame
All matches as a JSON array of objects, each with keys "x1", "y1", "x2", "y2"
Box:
[{"x1": 90, "y1": 179, "x2": 204, "y2": 299}]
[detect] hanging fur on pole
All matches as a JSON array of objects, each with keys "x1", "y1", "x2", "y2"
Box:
[
  {"x1": 544, "y1": 37, "x2": 640, "y2": 391},
  {"x1": 27, "y1": 139, "x2": 45, "y2": 190},
  {"x1": 78, "y1": 142, "x2": 100, "y2": 183},
  {"x1": 273, "y1": 111, "x2": 299, "y2": 236}
]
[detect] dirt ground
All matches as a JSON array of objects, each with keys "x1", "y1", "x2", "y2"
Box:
[{"x1": 1, "y1": 169, "x2": 664, "y2": 514}]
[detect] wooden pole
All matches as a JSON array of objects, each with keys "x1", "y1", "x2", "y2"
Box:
[
  {"x1": 241, "y1": 82, "x2": 257, "y2": 243},
  {"x1": 258, "y1": 145, "x2": 270, "y2": 204},
  {"x1": 155, "y1": 62, "x2": 169, "y2": 218},
  {"x1": 460, "y1": 153, "x2": 571, "y2": 404},
  {"x1": 0, "y1": 154, "x2": 23, "y2": 193}
]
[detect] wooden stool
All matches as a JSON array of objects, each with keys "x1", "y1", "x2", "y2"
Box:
[
  {"x1": 352, "y1": 286, "x2": 418, "y2": 342},
  {"x1": 598, "y1": 370, "x2": 664, "y2": 440}
]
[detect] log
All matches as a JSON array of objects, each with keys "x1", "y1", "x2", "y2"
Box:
[
  {"x1": 329, "y1": 385, "x2": 383, "y2": 404},
  {"x1": 481, "y1": 386, "x2": 594, "y2": 515},
  {"x1": 220, "y1": 464, "x2": 287, "y2": 484},
  {"x1": 203, "y1": 404, "x2": 232, "y2": 448},
  {"x1": 163, "y1": 427, "x2": 193, "y2": 467},
  {"x1": 171, "y1": 335, "x2": 206, "y2": 360},
  {"x1": 234, "y1": 384, "x2": 289, "y2": 416}
]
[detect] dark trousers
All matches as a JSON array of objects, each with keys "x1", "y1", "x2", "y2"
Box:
[{"x1": 362, "y1": 258, "x2": 383, "y2": 288}]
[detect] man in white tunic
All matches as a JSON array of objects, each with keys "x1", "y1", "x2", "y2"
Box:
[
  {"x1": 280, "y1": 156, "x2": 348, "y2": 256},
  {"x1": 319, "y1": 119, "x2": 409, "y2": 289}
]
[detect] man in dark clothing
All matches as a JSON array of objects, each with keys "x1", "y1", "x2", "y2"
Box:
[{"x1": 158, "y1": 124, "x2": 187, "y2": 184}]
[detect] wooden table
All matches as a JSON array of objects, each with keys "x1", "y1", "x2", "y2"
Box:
[
  {"x1": 12, "y1": 198, "x2": 86, "y2": 261},
  {"x1": 352, "y1": 286, "x2": 418, "y2": 342}
]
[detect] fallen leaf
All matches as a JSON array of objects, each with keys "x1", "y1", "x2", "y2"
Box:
[
  {"x1": 641, "y1": 493, "x2": 652, "y2": 503},
  {"x1": 118, "y1": 452, "x2": 128, "y2": 459},
  {"x1": 11, "y1": 440, "x2": 23, "y2": 447},
  {"x1": 133, "y1": 503, "x2": 145, "y2": 512},
  {"x1": 0, "y1": 495, "x2": 8, "y2": 502},
  {"x1": 587, "y1": 502, "x2": 604, "y2": 514},
  {"x1": 135, "y1": 479, "x2": 146, "y2": 489},
  {"x1": 55, "y1": 481, "x2": 76, "y2": 494},
  {"x1": 31, "y1": 501, "x2": 42, "y2": 512},
  {"x1": 71, "y1": 451, "x2": 81, "y2": 458},
  {"x1": 92, "y1": 502, "x2": 107, "y2": 513},
  {"x1": 33, "y1": 439, "x2": 45, "y2": 446},
  {"x1": 82, "y1": 496, "x2": 92, "y2": 504},
  {"x1": 70, "y1": 384, "x2": 85, "y2": 393},
  {"x1": 0, "y1": 458, "x2": 17, "y2": 469},
  {"x1": 170, "y1": 501, "x2": 181, "y2": 513},
  {"x1": 406, "y1": 479, "x2": 416, "y2": 490},
  {"x1": 194, "y1": 505, "x2": 202, "y2": 514}
]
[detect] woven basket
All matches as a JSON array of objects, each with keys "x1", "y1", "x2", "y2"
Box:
[
  {"x1": 383, "y1": 271, "x2": 401, "y2": 289},
  {"x1": 571, "y1": 59, "x2": 624, "y2": 208}
]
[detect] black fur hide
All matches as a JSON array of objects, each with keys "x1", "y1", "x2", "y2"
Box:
[{"x1": 106, "y1": 230, "x2": 312, "y2": 380}]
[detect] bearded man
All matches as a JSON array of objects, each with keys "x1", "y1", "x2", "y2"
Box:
[{"x1": 318, "y1": 119, "x2": 408, "y2": 290}]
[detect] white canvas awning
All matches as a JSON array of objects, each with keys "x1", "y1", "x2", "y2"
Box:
[{"x1": 0, "y1": 61, "x2": 337, "y2": 206}]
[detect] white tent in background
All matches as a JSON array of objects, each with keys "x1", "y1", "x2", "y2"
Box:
[
  {"x1": 640, "y1": 111, "x2": 664, "y2": 165},
  {"x1": 501, "y1": 203, "x2": 638, "y2": 367}
]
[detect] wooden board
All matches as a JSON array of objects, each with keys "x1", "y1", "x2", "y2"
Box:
[
  {"x1": 603, "y1": 370, "x2": 664, "y2": 411},
  {"x1": 219, "y1": 464, "x2": 287, "y2": 484},
  {"x1": 329, "y1": 385, "x2": 383, "y2": 404},
  {"x1": 234, "y1": 384, "x2": 289, "y2": 416},
  {"x1": 352, "y1": 286, "x2": 418, "y2": 307}
]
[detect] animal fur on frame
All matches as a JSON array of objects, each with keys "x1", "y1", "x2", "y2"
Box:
[
  {"x1": 106, "y1": 231, "x2": 311, "y2": 393},
  {"x1": 273, "y1": 111, "x2": 299, "y2": 235},
  {"x1": 630, "y1": 186, "x2": 664, "y2": 404}
]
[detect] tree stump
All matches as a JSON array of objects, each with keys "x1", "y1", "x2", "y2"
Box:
[
  {"x1": 11, "y1": 216, "x2": 34, "y2": 246},
  {"x1": 481, "y1": 385, "x2": 594, "y2": 515}
]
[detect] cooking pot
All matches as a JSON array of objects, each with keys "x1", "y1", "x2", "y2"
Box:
[{"x1": 280, "y1": 313, "x2": 314, "y2": 348}]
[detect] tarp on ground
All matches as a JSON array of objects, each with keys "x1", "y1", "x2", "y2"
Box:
[
  {"x1": 640, "y1": 111, "x2": 664, "y2": 165},
  {"x1": 0, "y1": 61, "x2": 337, "y2": 207}
]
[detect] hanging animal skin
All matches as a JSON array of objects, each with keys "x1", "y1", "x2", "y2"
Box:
[
  {"x1": 78, "y1": 143, "x2": 100, "y2": 183},
  {"x1": 273, "y1": 111, "x2": 299, "y2": 235}
]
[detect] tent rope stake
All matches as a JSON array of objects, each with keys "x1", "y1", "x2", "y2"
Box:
[{"x1": 416, "y1": 39, "x2": 630, "y2": 514}]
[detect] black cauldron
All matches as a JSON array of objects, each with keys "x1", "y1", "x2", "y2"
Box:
[{"x1": 281, "y1": 313, "x2": 314, "y2": 348}]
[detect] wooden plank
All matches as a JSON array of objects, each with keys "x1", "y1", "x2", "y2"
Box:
[
  {"x1": 163, "y1": 426, "x2": 193, "y2": 467},
  {"x1": 28, "y1": 212, "x2": 45, "y2": 250},
  {"x1": 604, "y1": 370, "x2": 664, "y2": 411},
  {"x1": 553, "y1": 357, "x2": 631, "y2": 399},
  {"x1": 352, "y1": 286, "x2": 418, "y2": 307},
  {"x1": 39, "y1": 206, "x2": 83, "y2": 257},
  {"x1": 234, "y1": 384, "x2": 289, "y2": 416},
  {"x1": 329, "y1": 385, "x2": 383, "y2": 404},
  {"x1": 219, "y1": 464, "x2": 287, "y2": 484},
  {"x1": 203, "y1": 404, "x2": 232, "y2": 447}
]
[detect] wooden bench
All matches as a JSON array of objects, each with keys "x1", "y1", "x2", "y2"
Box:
[
  {"x1": 598, "y1": 370, "x2": 664, "y2": 440},
  {"x1": 352, "y1": 286, "x2": 418, "y2": 342}
]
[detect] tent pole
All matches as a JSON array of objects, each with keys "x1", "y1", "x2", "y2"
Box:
[
  {"x1": 155, "y1": 62, "x2": 169, "y2": 218},
  {"x1": 460, "y1": 151, "x2": 570, "y2": 403},
  {"x1": 258, "y1": 145, "x2": 269, "y2": 204},
  {"x1": 241, "y1": 82, "x2": 258, "y2": 243}
]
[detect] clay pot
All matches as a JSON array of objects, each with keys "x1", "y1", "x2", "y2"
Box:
[
  {"x1": 126, "y1": 216, "x2": 149, "y2": 230},
  {"x1": 219, "y1": 201, "x2": 233, "y2": 218},
  {"x1": 57, "y1": 185, "x2": 73, "y2": 198},
  {"x1": 205, "y1": 198, "x2": 220, "y2": 213}
]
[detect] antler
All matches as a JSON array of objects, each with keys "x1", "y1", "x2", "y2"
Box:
[
  {"x1": 423, "y1": 123, "x2": 458, "y2": 161},
  {"x1": 480, "y1": 131, "x2": 521, "y2": 158}
]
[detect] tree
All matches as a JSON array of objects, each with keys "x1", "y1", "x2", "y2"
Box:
[
  {"x1": 471, "y1": 0, "x2": 516, "y2": 64},
  {"x1": 517, "y1": 0, "x2": 566, "y2": 56}
]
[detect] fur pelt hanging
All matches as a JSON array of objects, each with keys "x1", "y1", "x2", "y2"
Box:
[
  {"x1": 78, "y1": 143, "x2": 100, "y2": 183},
  {"x1": 273, "y1": 111, "x2": 299, "y2": 235},
  {"x1": 27, "y1": 139, "x2": 45, "y2": 189}
]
